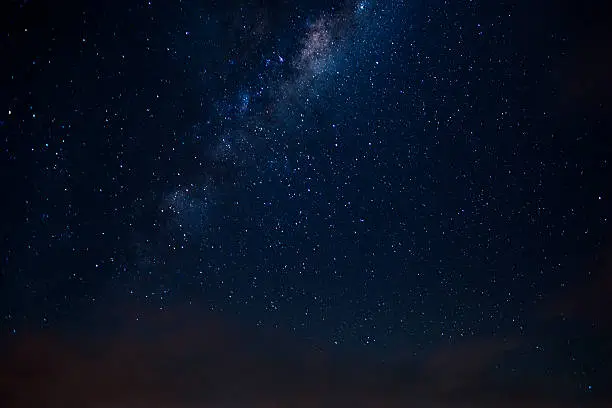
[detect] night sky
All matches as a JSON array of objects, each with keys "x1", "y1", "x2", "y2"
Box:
[{"x1": 1, "y1": 0, "x2": 611, "y2": 406}]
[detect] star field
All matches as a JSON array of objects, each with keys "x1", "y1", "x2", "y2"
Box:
[{"x1": 1, "y1": 0, "x2": 612, "y2": 406}]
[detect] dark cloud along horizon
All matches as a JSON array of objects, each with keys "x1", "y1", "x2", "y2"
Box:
[{"x1": 1, "y1": 304, "x2": 609, "y2": 407}]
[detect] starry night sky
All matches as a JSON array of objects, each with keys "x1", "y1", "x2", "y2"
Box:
[{"x1": 1, "y1": 0, "x2": 611, "y2": 406}]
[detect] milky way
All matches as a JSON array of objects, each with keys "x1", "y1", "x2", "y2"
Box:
[{"x1": 150, "y1": 1, "x2": 391, "y2": 248}]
